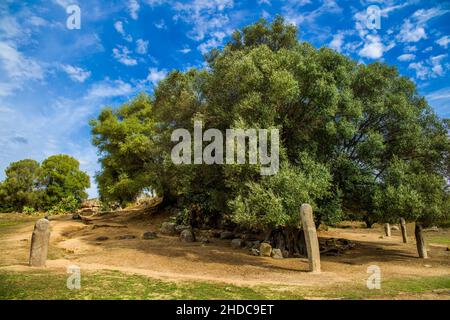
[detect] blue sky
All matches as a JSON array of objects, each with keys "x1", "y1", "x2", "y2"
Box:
[{"x1": 0, "y1": 0, "x2": 449, "y2": 197}]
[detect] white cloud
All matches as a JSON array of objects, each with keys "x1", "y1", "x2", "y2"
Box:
[
  {"x1": 284, "y1": 0, "x2": 341, "y2": 26},
  {"x1": 179, "y1": 46, "x2": 191, "y2": 54},
  {"x1": 397, "y1": 53, "x2": 415, "y2": 62},
  {"x1": 136, "y1": 39, "x2": 149, "y2": 54},
  {"x1": 398, "y1": 7, "x2": 448, "y2": 43},
  {"x1": 114, "y1": 21, "x2": 133, "y2": 42},
  {"x1": 426, "y1": 87, "x2": 450, "y2": 117},
  {"x1": 112, "y1": 45, "x2": 138, "y2": 66},
  {"x1": 408, "y1": 54, "x2": 448, "y2": 80},
  {"x1": 198, "y1": 31, "x2": 226, "y2": 54},
  {"x1": 60, "y1": 64, "x2": 91, "y2": 82},
  {"x1": 146, "y1": 67, "x2": 167, "y2": 85},
  {"x1": 173, "y1": 0, "x2": 234, "y2": 41},
  {"x1": 128, "y1": 0, "x2": 140, "y2": 20},
  {"x1": 114, "y1": 21, "x2": 125, "y2": 35},
  {"x1": 154, "y1": 19, "x2": 167, "y2": 29},
  {"x1": 0, "y1": 41, "x2": 44, "y2": 96},
  {"x1": 86, "y1": 79, "x2": 134, "y2": 99},
  {"x1": 436, "y1": 35, "x2": 450, "y2": 49},
  {"x1": 258, "y1": 0, "x2": 271, "y2": 5},
  {"x1": 329, "y1": 32, "x2": 345, "y2": 52},
  {"x1": 358, "y1": 35, "x2": 393, "y2": 59}
]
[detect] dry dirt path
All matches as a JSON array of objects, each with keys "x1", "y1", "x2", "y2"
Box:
[{"x1": 1, "y1": 213, "x2": 449, "y2": 290}]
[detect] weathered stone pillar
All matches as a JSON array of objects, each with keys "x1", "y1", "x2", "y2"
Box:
[
  {"x1": 415, "y1": 223, "x2": 428, "y2": 259},
  {"x1": 29, "y1": 218, "x2": 51, "y2": 267},
  {"x1": 300, "y1": 204, "x2": 321, "y2": 273},
  {"x1": 384, "y1": 223, "x2": 391, "y2": 237},
  {"x1": 400, "y1": 218, "x2": 408, "y2": 243}
]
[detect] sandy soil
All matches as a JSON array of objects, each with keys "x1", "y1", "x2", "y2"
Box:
[{"x1": 1, "y1": 210, "x2": 449, "y2": 290}]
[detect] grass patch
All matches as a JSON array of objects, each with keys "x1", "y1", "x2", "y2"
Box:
[
  {"x1": 0, "y1": 269, "x2": 449, "y2": 300},
  {"x1": 0, "y1": 269, "x2": 265, "y2": 300},
  {"x1": 427, "y1": 235, "x2": 450, "y2": 245}
]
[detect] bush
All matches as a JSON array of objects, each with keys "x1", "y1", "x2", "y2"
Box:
[
  {"x1": 48, "y1": 195, "x2": 80, "y2": 214},
  {"x1": 22, "y1": 206, "x2": 37, "y2": 215}
]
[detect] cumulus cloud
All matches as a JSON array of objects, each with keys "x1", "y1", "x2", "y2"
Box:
[
  {"x1": 358, "y1": 35, "x2": 394, "y2": 59},
  {"x1": 145, "y1": 67, "x2": 167, "y2": 85},
  {"x1": 136, "y1": 39, "x2": 149, "y2": 54},
  {"x1": 60, "y1": 64, "x2": 91, "y2": 82},
  {"x1": 436, "y1": 35, "x2": 450, "y2": 49},
  {"x1": 397, "y1": 53, "x2": 415, "y2": 62},
  {"x1": 398, "y1": 7, "x2": 448, "y2": 43},
  {"x1": 128, "y1": 0, "x2": 140, "y2": 20},
  {"x1": 113, "y1": 45, "x2": 137, "y2": 66},
  {"x1": 86, "y1": 79, "x2": 134, "y2": 99},
  {"x1": 408, "y1": 54, "x2": 448, "y2": 80}
]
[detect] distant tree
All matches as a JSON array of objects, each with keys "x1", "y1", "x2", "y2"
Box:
[
  {"x1": 40, "y1": 155, "x2": 90, "y2": 209},
  {"x1": 0, "y1": 159, "x2": 41, "y2": 212}
]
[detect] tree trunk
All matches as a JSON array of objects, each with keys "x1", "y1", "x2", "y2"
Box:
[
  {"x1": 415, "y1": 223, "x2": 428, "y2": 259},
  {"x1": 266, "y1": 227, "x2": 307, "y2": 257},
  {"x1": 364, "y1": 216, "x2": 374, "y2": 228},
  {"x1": 400, "y1": 218, "x2": 408, "y2": 243},
  {"x1": 384, "y1": 223, "x2": 391, "y2": 237}
]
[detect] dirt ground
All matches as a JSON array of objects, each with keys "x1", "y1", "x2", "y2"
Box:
[{"x1": 1, "y1": 209, "x2": 449, "y2": 297}]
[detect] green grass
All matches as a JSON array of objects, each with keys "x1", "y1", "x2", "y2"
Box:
[
  {"x1": 0, "y1": 269, "x2": 449, "y2": 300},
  {"x1": 0, "y1": 269, "x2": 266, "y2": 300},
  {"x1": 427, "y1": 235, "x2": 450, "y2": 245}
]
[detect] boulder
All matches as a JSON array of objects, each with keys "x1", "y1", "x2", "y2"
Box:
[
  {"x1": 160, "y1": 222, "x2": 177, "y2": 235},
  {"x1": 231, "y1": 238, "x2": 244, "y2": 249},
  {"x1": 180, "y1": 229, "x2": 196, "y2": 242},
  {"x1": 142, "y1": 231, "x2": 157, "y2": 240},
  {"x1": 259, "y1": 242, "x2": 272, "y2": 257},
  {"x1": 252, "y1": 241, "x2": 261, "y2": 249},
  {"x1": 200, "y1": 236, "x2": 210, "y2": 244},
  {"x1": 391, "y1": 226, "x2": 400, "y2": 231},
  {"x1": 250, "y1": 248, "x2": 260, "y2": 256},
  {"x1": 220, "y1": 231, "x2": 234, "y2": 240},
  {"x1": 175, "y1": 225, "x2": 191, "y2": 233},
  {"x1": 271, "y1": 248, "x2": 283, "y2": 259}
]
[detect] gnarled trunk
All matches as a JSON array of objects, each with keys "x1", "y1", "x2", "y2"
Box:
[{"x1": 265, "y1": 227, "x2": 307, "y2": 257}]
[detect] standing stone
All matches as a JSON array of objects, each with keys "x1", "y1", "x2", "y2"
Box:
[
  {"x1": 29, "y1": 218, "x2": 51, "y2": 267},
  {"x1": 384, "y1": 223, "x2": 391, "y2": 237},
  {"x1": 259, "y1": 242, "x2": 272, "y2": 257},
  {"x1": 400, "y1": 218, "x2": 408, "y2": 243},
  {"x1": 415, "y1": 223, "x2": 428, "y2": 259},
  {"x1": 300, "y1": 204, "x2": 321, "y2": 273}
]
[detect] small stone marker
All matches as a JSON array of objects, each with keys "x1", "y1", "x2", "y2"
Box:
[
  {"x1": 29, "y1": 218, "x2": 51, "y2": 267},
  {"x1": 300, "y1": 204, "x2": 321, "y2": 273},
  {"x1": 400, "y1": 218, "x2": 408, "y2": 243},
  {"x1": 384, "y1": 223, "x2": 391, "y2": 237}
]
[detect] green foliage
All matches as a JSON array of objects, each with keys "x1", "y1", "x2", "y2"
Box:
[
  {"x1": 0, "y1": 159, "x2": 41, "y2": 212},
  {"x1": 48, "y1": 195, "x2": 80, "y2": 214},
  {"x1": 40, "y1": 155, "x2": 90, "y2": 209},
  {"x1": 0, "y1": 155, "x2": 90, "y2": 213},
  {"x1": 22, "y1": 206, "x2": 37, "y2": 215},
  {"x1": 91, "y1": 16, "x2": 450, "y2": 230}
]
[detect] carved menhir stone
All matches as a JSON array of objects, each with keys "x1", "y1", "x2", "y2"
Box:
[
  {"x1": 400, "y1": 218, "x2": 408, "y2": 243},
  {"x1": 29, "y1": 218, "x2": 51, "y2": 267},
  {"x1": 384, "y1": 223, "x2": 391, "y2": 237},
  {"x1": 299, "y1": 204, "x2": 321, "y2": 273},
  {"x1": 415, "y1": 223, "x2": 428, "y2": 259}
]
